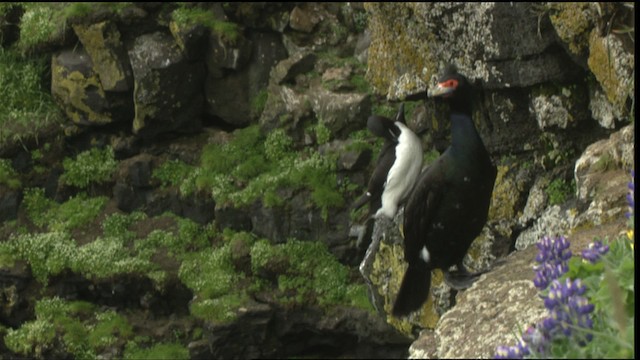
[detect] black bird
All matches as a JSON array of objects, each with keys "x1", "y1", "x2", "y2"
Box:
[
  {"x1": 392, "y1": 65, "x2": 497, "y2": 317},
  {"x1": 352, "y1": 103, "x2": 423, "y2": 260}
]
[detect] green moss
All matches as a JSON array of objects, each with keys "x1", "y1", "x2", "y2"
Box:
[
  {"x1": 23, "y1": 189, "x2": 108, "y2": 231},
  {"x1": 364, "y1": 3, "x2": 437, "y2": 96},
  {"x1": 314, "y1": 122, "x2": 332, "y2": 145},
  {"x1": 546, "y1": 178, "x2": 576, "y2": 206},
  {"x1": 548, "y1": 3, "x2": 594, "y2": 56},
  {"x1": 250, "y1": 89, "x2": 269, "y2": 118},
  {"x1": 171, "y1": 6, "x2": 240, "y2": 44},
  {"x1": 102, "y1": 211, "x2": 147, "y2": 241},
  {"x1": 196, "y1": 125, "x2": 344, "y2": 216},
  {"x1": 0, "y1": 158, "x2": 21, "y2": 189},
  {"x1": 5, "y1": 297, "x2": 137, "y2": 359},
  {"x1": 249, "y1": 238, "x2": 370, "y2": 310},
  {"x1": 124, "y1": 342, "x2": 189, "y2": 360},
  {"x1": 0, "y1": 48, "x2": 64, "y2": 147}
]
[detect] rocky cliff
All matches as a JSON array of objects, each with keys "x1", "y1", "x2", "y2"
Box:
[{"x1": 0, "y1": 2, "x2": 634, "y2": 359}]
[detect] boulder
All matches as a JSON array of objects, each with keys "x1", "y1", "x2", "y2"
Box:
[
  {"x1": 409, "y1": 245, "x2": 546, "y2": 359},
  {"x1": 72, "y1": 21, "x2": 133, "y2": 92},
  {"x1": 128, "y1": 31, "x2": 205, "y2": 139},
  {"x1": 190, "y1": 302, "x2": 411, "y2": 359},
  {"x1": 51, "y1": 47, "x2": 132, "y2": 125},
  {"x1": 308, "y1": 87, "x2": 371, "y2": 139},
  {"x1": 204, "y1": 32, "x2": 287, "y2": 127}
]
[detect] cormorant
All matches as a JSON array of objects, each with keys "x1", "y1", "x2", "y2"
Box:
[{"x1": 392, "y1": 65, "x2": 497, "y2": 317}]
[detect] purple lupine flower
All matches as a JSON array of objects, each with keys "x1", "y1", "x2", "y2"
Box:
[
  {"x1": 581, "y1": 240, "x2": 610, "y2": 263},
  {"x1": 626, "y1": 170, "x2": 634, "y2": 219},
  {"x1": 532, "y1": 235, "x2": 572, "y2": 290},
  {"x1": 496, "y1": 235, "x2": 598, "y2": 359}
]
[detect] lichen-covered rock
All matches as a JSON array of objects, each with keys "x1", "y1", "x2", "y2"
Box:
[
  {"x1": 365, "y1": 3, "x2": 567, "y2": 99},
  {"x1": 191, "y1": 302, "x2": 411, "y2": 359},
  {"x1": 589, "y1": 81, "x2": 624, "y2": 129},
  {"x1": 362, "y1": 213, "x2": 448, "y2": 337},
  {"x1": 270, "y1": 51, "x2": 317, "y2": 85},
  {"x1": 548, "y1": 2, "x2": 598, "y2": 62},
  {"x1": 574, "y1": 124, "x2": 634, "y2": 201},
  {"x1": 51, "y1": 47, "x2": 131, "y2": 126},
  {"x1": 515, "y1": 205, "x2": 579, "y2": 250},
  {"x1": 205, "y1": 31, "x2": 287, "y2": 127},
  {"x1": 259, "y1": 84, "x2": 313, "y2": 133},
  {"x1": 169, "y1": 20, "x2": 207, "y2": 61},
  {"x1": 529, "y1": 84, "x2": 589, "y2": 130},
  {"x1": 409, "y1": 246, "x2": 546, "y2": 359},
  {"x1": 205, "y1": 33, "x2": 252, "y2": 77},
  {"x1": 72, "y1": 21, "x2": 133, "y2": 92},
  {"x1": 289, "y1": 4, "x2": 323, "y2": 33},
  {"x1": 587, "y1": 31, "x2": 634, "y2": 116},
  {"x1": 128, "y1": 31, "x2": 204, "y2": 138},
  {"x1": 308, "y1": 87, "x2": 371, "y2": 138}
]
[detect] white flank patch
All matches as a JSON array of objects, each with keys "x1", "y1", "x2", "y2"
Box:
[
  {"x1": 376, "y1": 122, "x2": 423, "y2": 218},
  {"x1": 420, "y1": 246, "x2": 430, "y2": 263}
]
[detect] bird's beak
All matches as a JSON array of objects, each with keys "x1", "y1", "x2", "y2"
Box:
[{"x1": 427, "y1": 82, "x2": 455, "y2": 98}]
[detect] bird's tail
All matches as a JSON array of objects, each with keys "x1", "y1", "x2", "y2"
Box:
[{"x1": 392, "y1": 261, "x2": 431, "y2": 317}]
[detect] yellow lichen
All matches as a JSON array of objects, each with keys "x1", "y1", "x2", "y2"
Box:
[
  {"x1": 548, "y1": 3, "x2": 595, "y2": 56},
  {"x1": 364, "y1": 3, "x2": 436, "y2": 97},
  {"x1": 488, "y1": 164, "x2": 519, "y2": 221},
  {"x1": 51, "y1": 57, "x2": 111, "y2": 125},
  {"x1": 587, "y1": 31, "x2": 628, "y2": 111},
  {"x1": 73, "y1": 21, "x2": 128, "y2": 92}
]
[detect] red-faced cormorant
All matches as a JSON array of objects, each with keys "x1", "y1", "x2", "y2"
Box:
[{"x1": 392, "y1": 65, "x2": 497, "y2": 317}]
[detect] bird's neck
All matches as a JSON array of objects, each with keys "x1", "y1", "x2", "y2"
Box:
[{"x1": 450, "y1": 112, "x2": 485, "y2": 156}]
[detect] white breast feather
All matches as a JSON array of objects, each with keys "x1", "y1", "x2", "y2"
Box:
[{"x1": 376, "y1": 122, "x2": 422, "y2": 218}]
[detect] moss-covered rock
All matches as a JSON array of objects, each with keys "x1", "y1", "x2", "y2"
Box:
[
  {"x1": 128, "y1": 31, "x2": 204, "y2": 138},
  {"x1": 364, "y1": 3, "x2": 436, "y2": 98},
  {"x1": 72, "y1": 21, "x2": 132, "y2": 92},
  {"x1": 587, "y1": 31, "x2": 634, "y2": 116},
  {"x1": 50, "y1": 48, "x2": 112, "y2": 125}
]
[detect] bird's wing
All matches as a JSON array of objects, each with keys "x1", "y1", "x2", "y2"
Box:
[
  {"x1": 367, "y1": 142, "x2": 396, "y2": 197},
  {"x1": 402, "y1": 159, "x2": 447, "y2": 261}
]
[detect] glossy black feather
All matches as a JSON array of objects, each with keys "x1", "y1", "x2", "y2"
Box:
[{"x1": 392, "y1": 67, "x2": 497, "y2": 317}]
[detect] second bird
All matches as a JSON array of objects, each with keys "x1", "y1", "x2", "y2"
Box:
[{"x1": 392, "y1": 65, "x2": 497, "y2": 317}]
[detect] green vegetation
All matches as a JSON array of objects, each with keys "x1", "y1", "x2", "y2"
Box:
[
  {"x1": 124, "y1": 342, "x2": 189, "y2": 360},
  {"x1": 313, "y1": 122, "x2": 332, "y2": 145},
  {"x1": 171, "y1": 5, "x2": 240, "y2": 44},
  {"x1": 0, "y1": 158, "x2": 21, "y2": 189},
  {"x1": 0, "y1": 48, "x2": 64, "y2": 147},
  {"x1": 60, "y1": 146, "x2": 118, "y2": 189},
  {"x1": 250, "y1": 89, "x2": 269, "y2": 118},
  {"x1": 4, "y1": 297, "x2": 136, "y2": 359},
  {"x1": 152, "y1": 159, "x2": 198, "y2": 195},
  {"x1": 546, "y1": 178, "x2": 575, "y2": 206},
  {"x1": 196, "y1": 125, "x2": 345, "y2": 219},
  {"x1": 22, "y1": 188, "x2": 108, "y2": 231}
]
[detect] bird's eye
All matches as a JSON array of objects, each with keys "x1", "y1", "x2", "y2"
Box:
[{"x1": 445, "y1": 79, "x2": 458, "y2": 88}]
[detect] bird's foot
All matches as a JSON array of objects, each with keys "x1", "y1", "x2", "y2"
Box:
[{"x1": 443, "y1": 269, "x2": 483, "y2": 290}]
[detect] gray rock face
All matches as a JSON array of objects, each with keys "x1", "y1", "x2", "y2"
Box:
[
  {"x1": 204, "y1": 32, "x2": 287, "y2": 127},
  {"x1": 73, "y1": 21, "x2": 133, "y2": 92},
  {"x1": 308, "y1": 88, "x2": 371, "y2": 138},
  {"x1": 51, "y1": 47, "x2": 132, "y2": 126},
  {"x1": 190, "y1": 303, "x2": 412, "y2": 359},
  {"x1": 128, "y1": 31, "x2": 204, "y2": 138},
  {"x1": 409, "y1": 246, "x2": 546, "y2": 359}
]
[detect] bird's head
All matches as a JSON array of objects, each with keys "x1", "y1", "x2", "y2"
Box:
[{"x1": 427, "y1": 64, "x2": 472, "y2": 115}]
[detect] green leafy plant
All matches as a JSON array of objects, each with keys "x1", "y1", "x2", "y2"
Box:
[
  {"x1": 61, "y1": 146, "x2": 117, "y2": 189},
  {"x1": 0, "y1": 48, "x2": 63, "y2": 147},
  {"x1": 546, "y1": 178, "x2": 575, "y2": 206},
  {"x1": 171, "y1": 5, "x2": 240, "y2": 44},
  {"x1": 0, "y1": 158, "x2": 21, "y2": 189}
]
